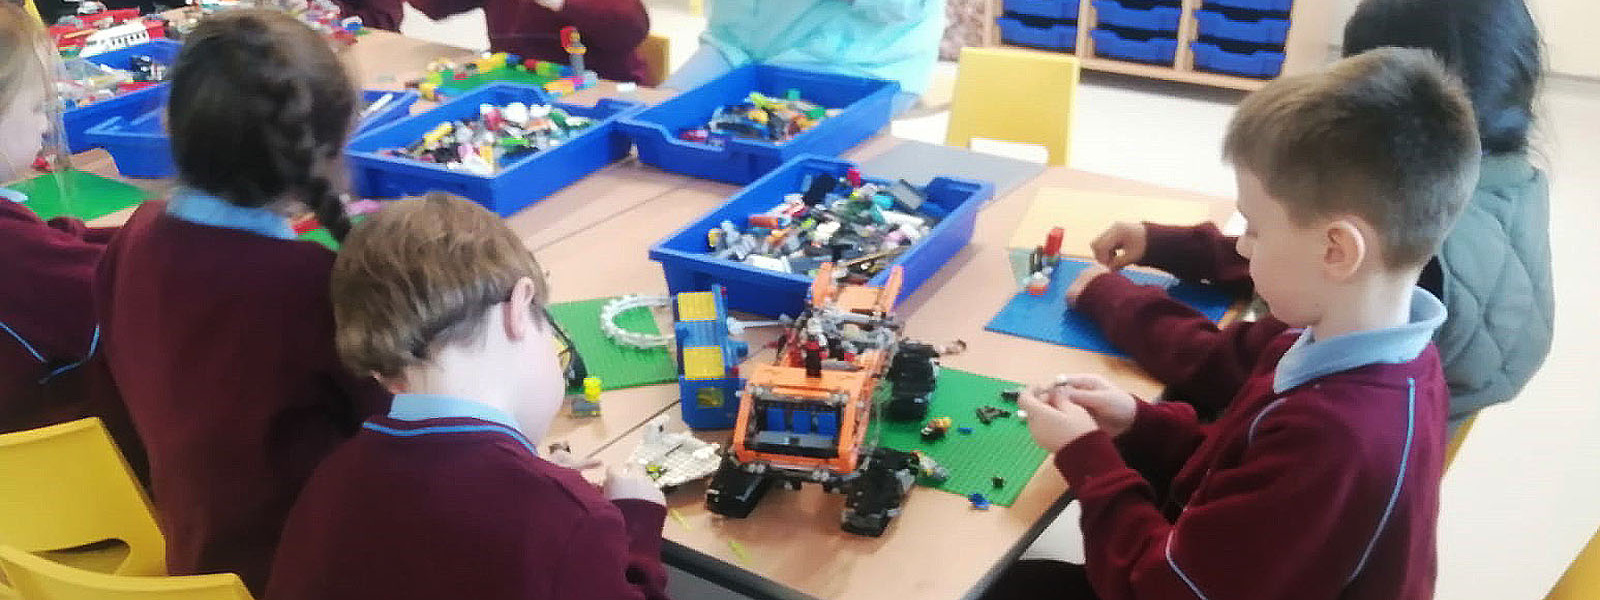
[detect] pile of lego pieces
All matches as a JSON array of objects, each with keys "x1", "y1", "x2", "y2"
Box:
[
  {"x1": 383, "y1": 102, "x2": 595, "y2": 176},
  {"x1": 706, "y1": 169, "x2": 946, "y2": 280},
  {"x1": 678, "y1": 91, "x2": 839, "y2": 146},
  {"x1": 57, "y1": 55, "x2": 166, "y2": 108},
  {"x1": 406, "y1": 52, "x2": 599, "y2": 101}
]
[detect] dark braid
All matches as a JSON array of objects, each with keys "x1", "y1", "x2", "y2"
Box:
[{"x1": 168, "y1": 9, "x2": 357, "y2": 240}]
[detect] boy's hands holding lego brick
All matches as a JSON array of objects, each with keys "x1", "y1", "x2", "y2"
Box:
[
  {"x1": 1090, "y1": 221, "x2": 1148, "y2": 269},
  {"x1": 1017, "y1": 386, "x2": 1099, "y2": 453},
  {"x1": 1052, "y1": 374, "x2": 1137, "y2": 437},
  {"x1": 1065, "y1": 263, "x2": 1112, "y2": 306},
  {"x1": 548, "y1": 444, "x2": 604, "y2": 472},
  {"x1": 604, "y1": 463, "x2": 667, "y2": 506}
]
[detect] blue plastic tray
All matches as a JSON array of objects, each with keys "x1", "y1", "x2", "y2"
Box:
[
  {"x1": 346, "y1": 84, "x2": 641, "y2": 216},
  {"x1": 1090, "y1": 28, "x2": 1179, "y2": 64},
  {"x1": 86, "y1": 90, "x2": 421, "y2": 180},
  {"x1": 1091, "y1": 0, "x2": 1181, "y2": 32},
  {"x1": 1205, "y1": 0, "x2": 1292, "y2": 12},
  {"x1": 650, "y1": 155, "x2": 993, "y2": 318},
  {"x1": 1002, "y1": 0, "x2": 1080, "y2": 20},
  {"x1": 1195, "y1": 8, "x2": 1290, "y2": 44},
  {"x1": 1192, "y1": 41, "x2": 1286, "y2": 77},
  {"x1": 998, "y1": 15, "x2": 1079, "y2": 50},
  {"x1": 62, "y1": 39, "x2": 182, "y2": 154},
  {"x1": 618, "y1": 64, "x2": 898, "y2": 185}
]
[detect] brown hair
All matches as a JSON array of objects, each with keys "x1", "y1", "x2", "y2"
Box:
[
  {"x1": 1224, "y1": 47, "x2": 1481, "y2": 269},
  {"x1": 331, "y1": 192, "x2": 549, "y2": 379},
  {"x1": 167, "y1": 9, "x2": 357, "y2": 240}
]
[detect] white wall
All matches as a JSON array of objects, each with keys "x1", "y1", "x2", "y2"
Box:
[{"x1": 1327, "y1": 0, "x2": 1600, "y2": 80}]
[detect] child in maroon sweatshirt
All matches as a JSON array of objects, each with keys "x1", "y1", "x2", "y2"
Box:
[
  {"x1": 985, "y1": 48, "x2": 1482, "y2": 600},
  {"x1": 268, "y1": 192, "x2": 671, "y2": 600},
  {"x1": 408, "y1": 0, "x2": 650, "y2": 83},
  {"x1": 95, "y1": 11, "x2": 390, "y2": 593}
]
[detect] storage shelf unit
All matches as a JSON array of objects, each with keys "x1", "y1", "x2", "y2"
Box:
[{"x1": 984, "y1": 0, "x2": 1336, "y2": 91}]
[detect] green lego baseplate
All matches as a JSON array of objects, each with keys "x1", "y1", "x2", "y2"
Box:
[
  {"x1": 7, "y1": 169, "x2": 145, "y2": 222},
  {"x1": 871, "y1": 368, "x2": 1046, "y2": 507},
  {"x1": 546, "y1": 297, "x2": 678, "y2": 391}
]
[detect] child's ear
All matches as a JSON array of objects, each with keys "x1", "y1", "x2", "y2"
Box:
[
  {"x1": 504, "y1": 277, "x2": 538, "y2": 341},
  {"x1": 1322, "y1": 218, "x2": 1367, "y2": 281}
]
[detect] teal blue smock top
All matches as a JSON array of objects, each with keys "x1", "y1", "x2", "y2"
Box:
[{"x1": 700, "y1": 0, "x2": 945, "y2": 95}]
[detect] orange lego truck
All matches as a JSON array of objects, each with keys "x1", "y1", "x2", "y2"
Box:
[{"x1": 705, "y1": 264, "x2": 926, "y2": 537}]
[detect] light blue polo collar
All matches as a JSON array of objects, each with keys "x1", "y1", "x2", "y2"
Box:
[
  {"x1": 1273, "y1": 287, "x2": 1446, "y2": 394},
  {"x1": 165, "y1": 187, "x2": 295, "y2": 240},
  {"x1": 387, "y1": 393, "x2": 522, "y2": 431},
  {"x1": 0, "y1": 188, "x2": 26, "y2": 203}
]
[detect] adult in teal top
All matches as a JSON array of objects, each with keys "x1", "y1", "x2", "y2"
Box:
[{"x1": 663, "y1": 0, "x2": 945, "y2": 114}]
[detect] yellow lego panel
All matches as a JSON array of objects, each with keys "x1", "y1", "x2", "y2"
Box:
[
  {"x1": 682, "y1": 347, "x2": 727, "y2": 380},
  {"x1": 676, "y1": 292, "x2": 718, "y2": 322}
]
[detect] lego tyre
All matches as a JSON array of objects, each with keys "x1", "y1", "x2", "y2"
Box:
[
  {"x1": 705, "y1": 459, "x2": 773, "y2": 518},
  {"x1": 840, "y1": 448, "x2": 919, "y2": 537}
]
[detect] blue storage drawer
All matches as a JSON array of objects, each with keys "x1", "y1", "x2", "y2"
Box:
[
  {"x1": 346, "y1": 84, "x2": 641, "y2": 216},
  {"x1": 1195, "y1": 8, "x2": 1290, "y2": 44},
  {"x1": 618, "y1": 64, "x2": 898, "y2": 185},
  {"x1": 650, "y1": 155, "x2": 993, "y2": 318},
  {"x1": 998, "y1": 15, "x2": 1079, "y2": 51},
  {"x1": 1090, "y1": 28, "x2": 1178, "y2": 64},
  {"x1": 1091, "y1": 0, "x2": 1181, "y2": 32},
  {"x1": 86, "y1": 90, "x2": 420, "y2": 181},
  {"x1": 62, "y1": 39, "x2": 182, "y2": 154},
  {"x1": 1002, "y1": 0, "x2": 1079, "y2": 20},
  {"x1": 1191, "y1": 41, "x2": 1286, "y2": 77},
  {"x1": 1205, "y1": 0, "x2": 1292, "y2": 12}
]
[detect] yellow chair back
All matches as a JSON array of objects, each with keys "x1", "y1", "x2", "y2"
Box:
[
  {"x1": 1546, "y1": 527, "x2": 1600, "y2": 600},
  {"x1": 1445, "y1": 414, "x2": 1476, "y2": 470},
  {"x1": 637, "y1": 33, "x2": 672, "y2": 88},
  {"x1": 945, "y1": 47, "x2": 1080, "y2": 166},
  {"x1": 0, "y1": 547, "x2": 251, "y2": 600}
]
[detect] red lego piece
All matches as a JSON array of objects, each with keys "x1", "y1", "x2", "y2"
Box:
[{"x1": 1043, "y1": 226, "x2": 1064, "y2": 257}]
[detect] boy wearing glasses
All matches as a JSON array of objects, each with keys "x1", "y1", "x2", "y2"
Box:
[{"x1": 267, "y1": 192, "x2": 671, "y2": 600}]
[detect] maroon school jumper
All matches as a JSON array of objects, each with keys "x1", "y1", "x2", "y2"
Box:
[
  {"x1": 408, "y1": 0, "x2": 650, "y2": 83},
  {"x1": 1034, "y1": 274, "x2": 1449, "y2": 600},
  {"x1": 267, "y1": 415, "x2": 672, "y2": 600},
  {"x1": 95, "y1": 202, "x2": 390, "y2": 593},
  {"x1": 0, "y1": 201, "x2": 147, "y2": 475}
]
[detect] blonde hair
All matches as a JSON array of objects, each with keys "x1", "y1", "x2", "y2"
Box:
[
  {"x1": 1, "y1": 1, "x2": 64, "y2": 168},
  {"x1": 331, "y1": 192, "x2": 549, "y2": 379},
  {"x1": 1224, "y1": 47, "x2": 1481, "y2": 269}
]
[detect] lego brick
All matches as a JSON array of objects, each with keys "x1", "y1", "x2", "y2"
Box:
[
  {"x1": 546, "y1": 297, "x2": 678, "y2": 391},
  {"x1": 986, "y1": 255, "x2": 1232, "y2": 357},
  {"x1": 675, "y1": 291, "x2": 720, "y2": 321},
  {"x1": 5, "y1": 169, "x2": 144, "y2": 222},
  {"x1": 765, "y1": 407, "x2": 786, "y2": 431},
  {"x1": 815, "y1": 412, "x2": 839, "y2": 437},
  {"x1": 791, "y1": 409, "x2": 814, "y2": 434},
  {"x1": 681, "y1": 347, "x2": 727, "y2": 380},
  {"x1": 871, "y1": 368, "x2": 1045, "y2": 507}
]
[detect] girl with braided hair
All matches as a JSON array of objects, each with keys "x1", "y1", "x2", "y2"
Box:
[{"x1": 93, "y1": 9, "x2": 390, "y2": 593}]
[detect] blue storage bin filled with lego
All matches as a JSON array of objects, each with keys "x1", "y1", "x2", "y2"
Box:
[
  {"x1": 1090, "y1": 0, "x2": 1182, "y2": 32},
  {"x1": 618, "y1": 64, "x2": 898, "y2": 185},
  {"x1": 1195, "y1": 6, "x2": 1290, "y2": 44},
  {"x1": 1090, "y1": 27, "x2": 1179, "y2": 64},
  {"x1": 345, "y1": 83, "x2": 641, "y2": 217},
  {"x1": 86, "y1": 90, "x2": 421, "y2": 180},
  {"x1": 60, "y1": 39, "x2": 182, "y2": 154},
  {"x1": 1192, "y1": 40, "x2": 1286, "y2": 77},
  {"x1": 998, "y1": 15, "x2": 1079, "y2": 51},
  {"x1": 650, "y1": 155, "x2": 993, "y2": 318},
  {"x1": 1002, "y1": 0, "x2": 1079, "y2": 20},
  {"x1": 1204, "y1": 0, "x2": 1292, "y2": 13}
]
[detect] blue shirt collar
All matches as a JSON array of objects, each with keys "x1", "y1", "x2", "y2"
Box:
[
  {"x1": 387, "y1": 393, "x2": 522, "y2": 431},
  {"x1": 165, "y1": 187, "x2": 295, "y2": 240},
  {"x1": 1273, "y1": 287, "x2": 1447, "y2": 394},
  {"x1": 0, "y1": 188, "x2": 26, "y2": 203}
]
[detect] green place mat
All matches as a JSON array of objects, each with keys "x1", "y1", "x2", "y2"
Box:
[
  {"x1": 437, "y1": 70, "x2": 565, "y2": 97},
  {"x1": 6, "y1": 170, "x2": 146, "y2": 221},
  {"x1": 546, "y1": 298, "x2": 677, "y2": 391},
  {"x1": 873, "y1": 368, "x2": 1045, "y2": 507}
]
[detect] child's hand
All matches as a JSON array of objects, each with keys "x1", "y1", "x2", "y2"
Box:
[
  {"x1": 1017, "y1": 386, "x2": 1099, "y2": 453},
  {"x1": 604, "y1": 463, "x2": 666, "y2": 506},
  {"x1": 1090, "y1": 222, "x2": 1148, "y2": 269},
  {"x1": 1053, "y1": 374, "x2": 1138, "y2": 437},
  {"x1": 547, "y1": 445, "x2": 603, "y2": 472},
  {"x1": 1065, "y1": 264, "x2": 1112, "y2": 306}
]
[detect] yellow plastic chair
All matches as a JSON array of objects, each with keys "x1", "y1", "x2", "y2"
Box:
[
  {"x1": 1546, "y1": 526, "x2": 1600, "y2": 600},
  {"x1": 944, "y1": 47, "x2": 1080, "y2": 167},
  {"x1": 1444, "y1": 414, "x2": 1476, "y2": 470},
  {"x1": 0, "y1": 546, "x2": 251, "y2": 600},
  {"x1": 637, "y1": 33, "x2": 672, "y2": 88},
  {"x1": 23, "y1": 0, "x2": 43, "y2": 23},
  {"x1": 0, "y1": 419, "x2": 164, "y2": 577}
]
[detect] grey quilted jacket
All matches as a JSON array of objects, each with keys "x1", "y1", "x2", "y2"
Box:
[{"x1": 1434, "y1": 152, "x2": 1553, "y2": 432}]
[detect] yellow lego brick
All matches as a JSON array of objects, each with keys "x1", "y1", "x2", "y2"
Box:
[
  {"x1": 681, "y1": 347, "x2": 726, "y2": 380},
  {"x1": 676, "y1": 292, "x2": 718, "y2": 322}
]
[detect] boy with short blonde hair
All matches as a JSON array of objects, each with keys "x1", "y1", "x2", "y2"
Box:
[
  {"x1": 268, "y1": 192, "x2": 671, "y2": 600},
  {"x1": 993, "y1": 48, "x2": 1480, "y2": 600}
]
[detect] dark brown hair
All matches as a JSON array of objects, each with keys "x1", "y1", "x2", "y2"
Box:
[
  {"x1": 331, "y1": 192, "x2": 549, "y2": 379},
  {"x1": 1224, "y1": 47, "x2": 1481, "y2": 269},
  {"x1": 167, "y1": 9, "x2": 356, "y2": 240}
]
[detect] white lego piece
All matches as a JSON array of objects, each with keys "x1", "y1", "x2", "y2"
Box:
[
  {"x1": 600, "y1": 295, "x2": 673, "y2": 349},
  {"x1": 628, "y1": 416, "x2": 722, "y2": 490}
]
